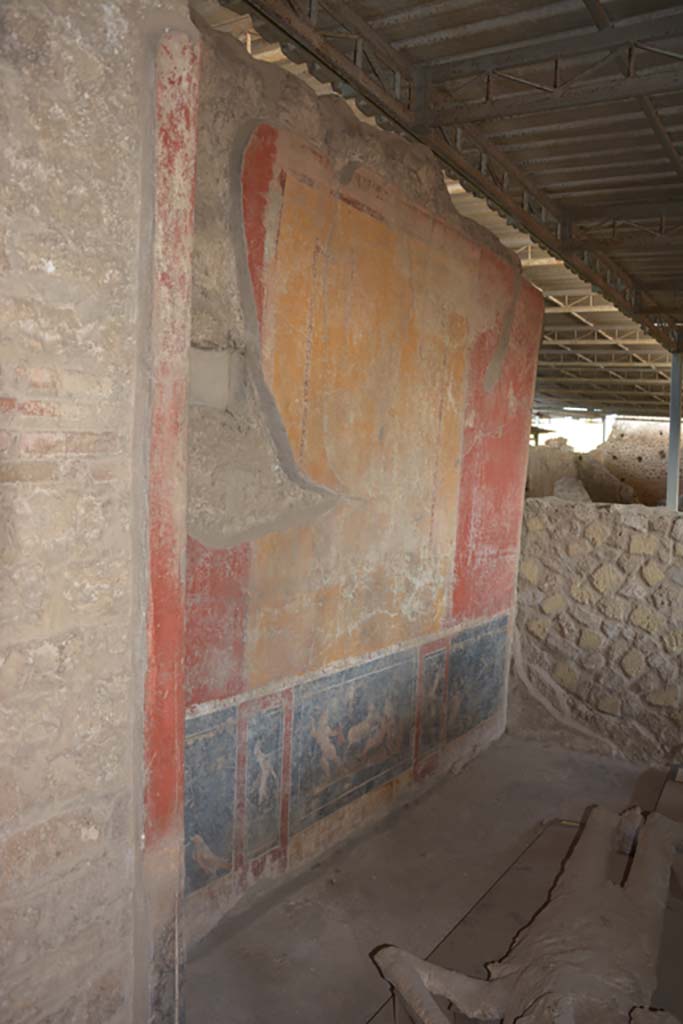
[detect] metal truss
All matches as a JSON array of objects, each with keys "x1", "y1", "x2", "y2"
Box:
[{"x1": 225, "y1": 0, "x2": 683, "y2": 352}]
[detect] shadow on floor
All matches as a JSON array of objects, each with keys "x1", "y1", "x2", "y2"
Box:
[{"x1": 185, "y1": 734, "x2": 669, "y2": 1024}]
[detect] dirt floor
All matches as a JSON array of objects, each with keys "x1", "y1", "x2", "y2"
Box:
[{"x1": 185, "y1": 734, "x2": 676, "y2": 1024}]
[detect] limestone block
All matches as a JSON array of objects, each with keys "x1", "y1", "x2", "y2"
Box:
[
  {"x1": 553, "y1": 476, "x2": 591, "y2": 501},
  {"x1": 527, "y1": 617, "x2": 550, "y2": 641},
  {"x1": 518, "y1": 557, "x2": 542, "y2": 586},
  {"x1": 541, "y1": 593, "x2": 566, "y2": 616},
  {"x1": 663, "y1": 631, "x2": 683, "y2": 654},
  {"x1": 526, "y1": 515, "x2": 545, "y2": 533},
  {"x1": 671, "y1": 517, "x2": 683, "y2": 542},
  {"x1": 591, "y1": 563, "x2": 624, "y2": 594},
  {"x1": 629, "y1": 533, "x2": 659, "y2": 556},
  {"x1": 630, "y1": 605, "x2": 663, "y2": 634},
  {"x1": 579, "y1": 629, "x2": 602, "y2": 651},
  {"x1": 597, "y1": 694, "x2": 622, "y2": 716},
  {"x1": 553, "y1": 660, "x2": 580, "y2": 693},
  {"x1": 602, "y1": 598, "x2": 634, "y2": 618},
  {"x1": 667, "y1": 564, "x2": 683, "y2": 587},
  {"x1": 567, "y1": 540, "x2": 590, "y2": 558},
  {"x1": 571, "y1": 580, "x2": 599, "y2": 606},
  {"x1": 647, "y1": 687, "x2": 680, "y2": 708},
  {"x1": 619, "y1": 507, "x2": 649, "y2": 532},
  {"x1": 641, "y1": 561, "x2": 665, "y2": 587},
  {"x1": 572, "y1": 502, "x2": 596, "y2": 522},
  {"x1": 585, "y1": 521, "x2": 610, "y2": 546},
  {"x1": 601, "y1": 620, "x2": 622, "y2": 639},
  {"x1": 621, "y1": 649, "x2": 645, "y2": 679},
  {"x1": 570, "y1": 604, "x2": 601, "y2": 628}
]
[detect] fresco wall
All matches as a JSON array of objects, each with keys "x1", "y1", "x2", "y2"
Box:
[{"x1": 183, "y1": 29, "x2": 543, "y2": 943}]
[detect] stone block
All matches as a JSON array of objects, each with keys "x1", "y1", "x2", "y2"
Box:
[
  {"x1": 629, "y1": 533, "x2": 659, "y2": 556},
  {"x1": 567, "y1": 540, "x2": 590, "y2": 558},
  {"x1": 591, "y1": 563, "x2": 624, "y2": 594},
  {"x1": 667, "y1": 564, "x2": 683, "y2": 587},
  {"x1": 571, "y1": 580, "x2": 599, "y2": 606},
  {"x1": 527, "y1": 617, "x2": 550, "y2": 641},
  {"x1": 541, "y1": 593, "x2": 566, "y2": 616},
  {"x1": 641, "y1": 561, "x2": 665, "y2": 587},
  {"x1": 526, "y1": 515, "x2": 545, "y2": 533},
  {"x1": 585, "y1": 521, "x2": 610, "y2": 546},
  {"x1": 671, "y1": 517, "x2": 683, "y2": 542},
  {"x1": 519, "y1": 557, "x2": 542, "y2": 585},
  {"x1": 663, "y1": 631, "x2": 683, "y2": 654},
  {"x1": 597, "y1": 693, "x2": 622, "y2": 717},
  {"x1": 553, "y1": 659, "x2": 580, "y2": 693},
  {"x1": 621, "y1": 649, "x2": 645, "y2": 679},
  {"x1": 619, "y1": 508, "x2": 648, "y2": 533},
  {"x1": 579, "y1": 629, "x2": 602, "y2": 651},
  {"x1": 570, "y1": 604, "x2": 600, "y2": 627},
  {"x1": 647, "y1": 687, "x2": 680, "y2": 708},
  {"x1": 629, "y1": 604, "x2": 663, "y2": 634}
]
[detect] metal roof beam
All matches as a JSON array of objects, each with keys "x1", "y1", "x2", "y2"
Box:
[
  {"x1": 393, "y1": 0, "x2": 580, "y2": 52},
  {"x1": 320, "y1": 0, "x2": 414, "y2": 78},
  {"x1": 428, "y1": 7, "x2": 683, "y2": 80},
  {"x1": 569, "y1": 200, "x2": 683, "y2": 220},
  {"x1": 231, "y1": 0, "x2": 681, "y2": 350},
  {"x1": 538, "y1": 376, "x2": 670, "y2": 384},
  {"x1": 544, "y1": 303, "x2": 618, "y2": 313},
  {"x1": 544, "y1": 329, "x2": 656, "y2": 340},
  {"x1": 420, "y1": 66, "x2": 683, "y2": 126},
  {"x1": 369, "y1": 0, "x2": 491, "y2": 31},
  {"x1": 565, "y1": 232, "x2": 683, "y2": 252},
  {"x1": 581, "y1": 0, "x2": 683, "y2": 183}
]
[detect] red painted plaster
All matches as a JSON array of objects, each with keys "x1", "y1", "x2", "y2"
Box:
[
  {"x1": 241, "y1": 123, "x2": 279, "y2": 327},
  {"x1": 451, "y1": 256, "x2": 543, "y2": 623},
  {"x1": 144, "y1": 34, "x2": 199, "y2": 846},
  {"x1": 185, "y1": 537, "x2": 251, "y2": 707}
]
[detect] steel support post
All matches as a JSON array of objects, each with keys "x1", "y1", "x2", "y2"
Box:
[{"x1": 666, "y1": 351, "x2": 682, "y2": 510}]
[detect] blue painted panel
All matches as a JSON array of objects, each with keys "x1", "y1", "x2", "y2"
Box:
[
  {"x1": 245, "y1": 706, "x2": 283, "y2": 858},
  {"x1": 184, "y1": 706, "x2": 237, "y2": 894},
  {"x1": 290, "y1": 649, "x2": 417, "y2": 835},
  {"x1": 419, "y1": 648, "x2": 447, "y2": 757},
  {"x1": 447, "y1": 618, "x2": 508, "y2": 740}
]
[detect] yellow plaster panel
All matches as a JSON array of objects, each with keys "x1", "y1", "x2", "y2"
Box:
[{"x1": 246, "y1": 166, "x2": 474, "y2": 689}]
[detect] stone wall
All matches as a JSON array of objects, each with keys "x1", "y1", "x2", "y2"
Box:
[
  {"x1": 526, "y1": 444, "x2": 636, "y2": 503},
  {"x1": 591, "y1": 419, "x2": 680, "y2": 506},
  {"x1": 182, "y1": 26, "x2": 544, "y2": 944},
  {"x1": 510, "y1": 499, "x2": 683, "y2": 765},
  {"x1": 0, "y1": 4, "x2": 195, "y2": 1023},
  {"x1": 526, "y1": 418, "x2": 682, "y2": 507}
]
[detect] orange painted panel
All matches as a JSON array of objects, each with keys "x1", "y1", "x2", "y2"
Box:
[{"x1": 240, "y1": 125, "x2": 541, "y2": 690}]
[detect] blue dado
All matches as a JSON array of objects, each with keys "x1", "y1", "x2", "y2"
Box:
[{"x1": 183, "y1": 616, "x2": 508, "y2": 894}]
